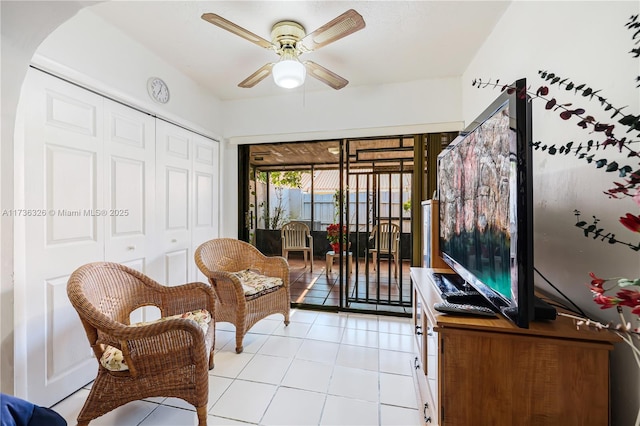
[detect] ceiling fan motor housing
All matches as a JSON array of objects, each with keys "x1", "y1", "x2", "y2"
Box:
[
  {"x1": 271, "y1": 21, "x2": 306, "y2": 50},
  {"x1": 271, "y1": 21, "x2": 307, "y2": 88}
]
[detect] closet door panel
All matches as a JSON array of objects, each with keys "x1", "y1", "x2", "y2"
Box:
[
  {"x1": 166, "y1": 167, "x2": 190, "y2": 229},
  {"x1": 20, "y1": 69, "x2": 105, "y2": 406},
  {"x1": 156, "y1": 120, "x2": 192, "y2": 285},
  {"x1": 46, "y1": 145, "x2": 98, "y2": 244},
  {"x1": 165, "y1": 249, "x2": 190, "y2": 286},
  {"x1": 103, "y1": 100, "x2": 155, "y2": 275},
  {"x1": 192, "y1": 136, "x2": 219, "y2": 282},
  {"x1": 195, "y1": 172, "x2": 213, "y2": 227},
  {"x1": 110, "y1": 157, "x2": 145, "y2": 235}
]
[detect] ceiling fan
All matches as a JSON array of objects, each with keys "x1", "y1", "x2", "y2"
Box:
[{"x1": 201, "y1": 9, "x2": 365, "y2": 90}]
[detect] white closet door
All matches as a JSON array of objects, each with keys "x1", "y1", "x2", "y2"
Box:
[
  {"x1": 19, "y1": 69, "x2": 105, "y2": 406},
  {"x1": 155, "y1": 120, "x2": 193, "y2": 285},
  {"x1": 192, "y1": 135, "x2": 220, "y2": 282},
  {"x1": 103, "y1": 99, "x2": 158, "y2": 323},
  {"x1": 103, "y1": 100, "x2": 155, "y2": 270}
]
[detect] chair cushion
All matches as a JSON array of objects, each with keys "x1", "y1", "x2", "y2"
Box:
[
  {"x1": 100, "y1": 309, "x2": 211, "y2": 372},
  {"x1": 232, "y1": 269, "x2": 284, "y2": 300}
]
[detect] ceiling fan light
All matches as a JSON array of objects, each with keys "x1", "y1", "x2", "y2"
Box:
[{"x1": 272, "y1": 60, "x2": 306, "y2": 89}]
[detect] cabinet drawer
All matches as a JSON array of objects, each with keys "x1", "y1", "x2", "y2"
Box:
[
  {"x1": 424, "y1": 318, "x2": 438, "y2": 377},
  {"x1": 424, "y1": 319, "x2": 439, "y2": 415},
  {"x1": 411, "y1": 357, "x2": 438, "y2": 425}
]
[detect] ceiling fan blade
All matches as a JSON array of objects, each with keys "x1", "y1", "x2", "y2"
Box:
[
  {"x1": 304, "y1": 61, "x2": 348, "y2": 90},
  {"x1": 201, "y1": 13, "x2": 274, "y2": 50},
  {"x1": 300, "y1": 9, "x2": 365, "y2": 51},
  {"x1": 238, "y1": 63, "x2": 274, "y2": 88}
]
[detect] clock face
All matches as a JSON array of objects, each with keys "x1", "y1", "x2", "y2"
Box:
[{"x1": 147, "y1": 77, "x2": 170, "y2": 104}]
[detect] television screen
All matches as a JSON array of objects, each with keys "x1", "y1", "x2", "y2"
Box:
[{"x1": 437, "y1": 78, "x2": 533, "y2": 328}]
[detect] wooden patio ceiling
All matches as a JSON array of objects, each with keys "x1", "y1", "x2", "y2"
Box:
[{"x1": 249, "y1": 137, "x2": 416, "y2": 172}]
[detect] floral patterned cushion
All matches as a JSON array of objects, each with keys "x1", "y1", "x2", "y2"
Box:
[
  {"x1": 232, "y1": 269, "x2": 283, "y2": 300},
  {"x1": 100, "y1": 309, "x2": 211, "y2": 372}
]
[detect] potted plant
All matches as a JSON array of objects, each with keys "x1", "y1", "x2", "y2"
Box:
[{"x1": 326, "y1": 223, "x2": 347, "y2": 253}]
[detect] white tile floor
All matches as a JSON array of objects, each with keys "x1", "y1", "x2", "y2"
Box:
[{"x1": 52, "y1": 309, "x2": 421, "y2": 426}]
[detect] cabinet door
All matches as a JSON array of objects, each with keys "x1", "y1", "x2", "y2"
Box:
[
  {"x1": 425, "y1": 316, "x2": 439, "y2": 417},
  {"x1": 413, "y1": 286, "x2": 439, "y2": 425},
  {"x1": 413, "y1": 288, "x2": 424, "y2": 354}
]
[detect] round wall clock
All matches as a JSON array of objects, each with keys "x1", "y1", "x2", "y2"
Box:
[{"x1": 147, "y1": 77, "x2": 170, "y2": 104}]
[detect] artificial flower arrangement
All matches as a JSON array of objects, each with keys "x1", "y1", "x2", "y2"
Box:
[
  {"x1": 326, "y1": 223, "x2": 347, "y2": 245},
  {"x1": 585, "y1": 191, "x2": 640, "y2": 334}
]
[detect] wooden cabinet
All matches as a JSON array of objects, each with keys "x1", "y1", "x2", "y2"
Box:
[
  {"x1": 412, "y1": 285, "x2": 438, "y2": 423},
  {"x1": 410, "y1": 267, "x2": 619, "y2": 426}
]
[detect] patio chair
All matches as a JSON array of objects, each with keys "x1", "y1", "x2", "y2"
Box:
[
  {"x1": 194, "y1": 238, "x2": 290, "y2": 353},
  {"x1": 281, "y1": 221, "x2": 314, "y2": 271},
  {"x1": 66, "y1": 262, "x2": 215, "y2": 426},
  {"x1": 368, "y1": 222, "x2": 401, "y2": 277}
]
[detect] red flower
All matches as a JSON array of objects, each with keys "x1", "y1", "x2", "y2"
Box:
[
  {"x1": 615, "y1": 289, "x2": 640, "y2": 308},
  {"x1": 326, "y1": 224, "x2": 347, "y2": 244},
  {"x1": 593, "y1": 293, "x2": 619, "y2": 309},
  {"x1": 619, "y1": 213, "x2": 640, "y2": 233},
  {"x1": 589, "y1": 272, "x2": 607, "y2": 289}
]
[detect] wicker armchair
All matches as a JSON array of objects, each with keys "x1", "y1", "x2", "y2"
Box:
[
  {"x1": 67, "y1": 262, "x2": 215, "y2": 426},
  {"x1": 194, "y1": 238, "x2": 290, "y2": 354}
]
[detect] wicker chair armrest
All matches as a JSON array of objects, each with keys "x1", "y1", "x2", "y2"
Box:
[
  {"x1": 107, "y1": 317, "x2": 203, "y2": 341},
  {"x1": 107, "y1": 319, "x2": 208, "y2": 376},
  {"x1": 208, "y1": 271, "x2": 246, "y2": 300},
  {"x1": 251, "y1": 256, "x2": 289, "y2": 285}
]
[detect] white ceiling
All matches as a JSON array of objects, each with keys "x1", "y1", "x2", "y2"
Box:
[{"x1": 88, "y1": 1, "x2": 511, "y2": 101}]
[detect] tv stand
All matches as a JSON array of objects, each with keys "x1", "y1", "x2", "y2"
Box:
[{"x1": 410, "y1": 267, "x2": 619, "y2": 425}]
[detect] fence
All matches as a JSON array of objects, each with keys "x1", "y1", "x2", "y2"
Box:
[{"x1": 256, "y1": 184, "x2": 410, "y2": 232}]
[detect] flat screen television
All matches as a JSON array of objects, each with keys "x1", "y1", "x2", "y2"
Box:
[{"x1": 437, "y1": 78, "x2": 533, "y2": 328}]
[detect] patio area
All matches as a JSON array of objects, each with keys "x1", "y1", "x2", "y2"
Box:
[{"x1": 286, "y1": 254, "x2": 413, "y2": 315}]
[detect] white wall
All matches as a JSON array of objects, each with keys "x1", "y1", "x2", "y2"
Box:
[
  {"x1": 33, "y1": 8, "x2": 223, "y2": 141},
  {"x1": 462, "y1": 2, "x2": 640, "y2": 424},
  {"x1": 223, "y1": 77, "x2": 463, "y2": 144}
]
